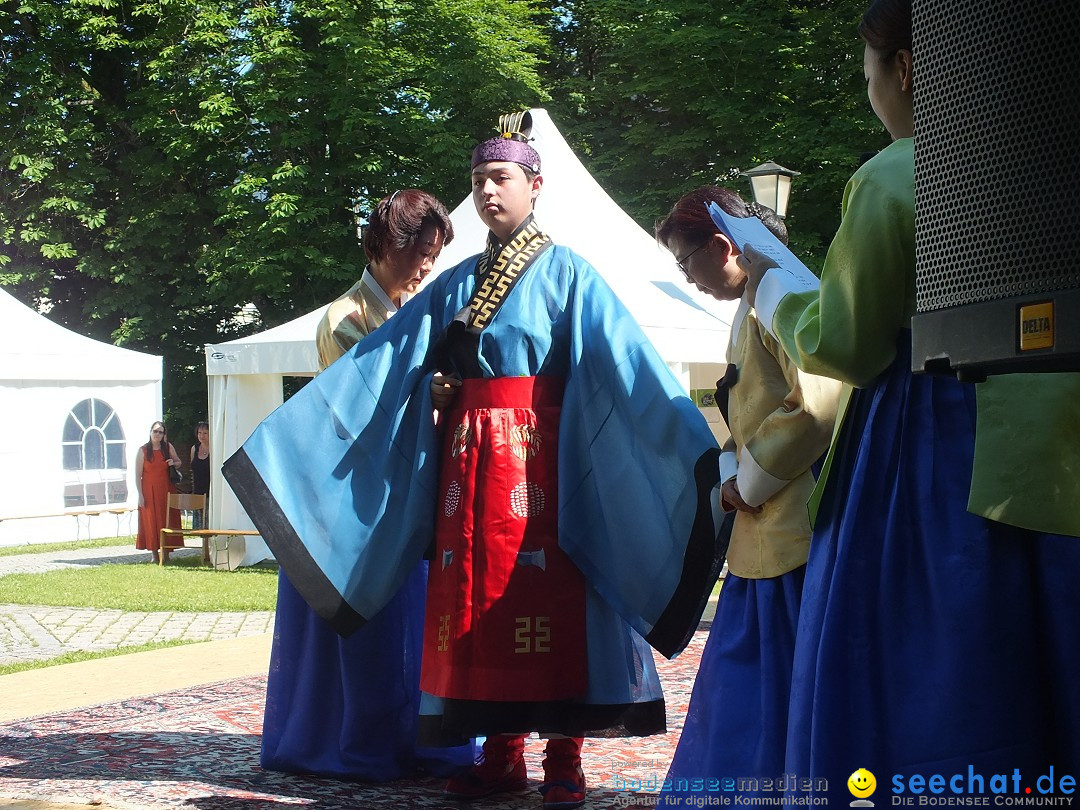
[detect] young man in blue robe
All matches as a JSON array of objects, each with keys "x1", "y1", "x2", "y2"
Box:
[{"x1": 224, "y1": 112, "x2": 725, "y2": 809}]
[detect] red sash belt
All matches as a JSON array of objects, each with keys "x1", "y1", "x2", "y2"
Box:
[{"x1": 421, "y1": 376, "x2": 588, "y2": 701}]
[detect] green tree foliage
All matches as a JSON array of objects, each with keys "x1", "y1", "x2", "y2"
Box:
[
  {"x1": 543, "y1": 0, "x2": 891, "y2": 268},
  {"x1": 1, "y1": 0, "x2": 546, "y2": 428},
  {"x1": 2, "y1": 0, "x2": 890, "y2": 431}
]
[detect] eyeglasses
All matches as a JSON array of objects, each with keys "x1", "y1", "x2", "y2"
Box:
[
  {"x1": 675, "y1": 241, "x2": 708, "y2": 279},
  {"x1": 151, "y1": 429, "x2": 164, "y2": 435}
]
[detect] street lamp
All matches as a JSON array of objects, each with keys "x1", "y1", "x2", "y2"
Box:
[{"x1": 740, "y1": 161, "x2": 800, "y2": 218}]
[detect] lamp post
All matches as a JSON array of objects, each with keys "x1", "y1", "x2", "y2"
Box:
[{"x1": 739, "y1": 161, "x2": 800, "y2": 218}]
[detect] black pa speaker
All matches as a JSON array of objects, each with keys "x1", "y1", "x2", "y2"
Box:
[{"x1": 911, "y1": 0, "x2": 1080, "y2": 381}]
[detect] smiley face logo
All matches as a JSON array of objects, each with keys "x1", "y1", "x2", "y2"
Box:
[{"x1": 848, "y1": 768, "x2": 877, "y2": 798}]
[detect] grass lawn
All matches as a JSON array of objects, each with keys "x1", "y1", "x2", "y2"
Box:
[
  {"x1": 0, "y1": 537, "x2": 277, "y2": 674},
  {"x1": 0, "y1": 553, "x2": 279, "y2": 612},
  {"x1": 0, "y1": 639, "x2": 197, "y2": 678}
]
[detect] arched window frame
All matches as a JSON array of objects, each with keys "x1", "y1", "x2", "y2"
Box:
[{"x1": 62, "y1": 398, "x2": 128, "y2": 507}]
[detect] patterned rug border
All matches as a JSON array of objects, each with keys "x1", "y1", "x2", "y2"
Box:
[{"x1": 0, "y1": 631, "x2": 707, "y2": 809}]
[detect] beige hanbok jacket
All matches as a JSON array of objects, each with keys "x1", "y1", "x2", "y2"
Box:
[
  {"x1": 315, "y1": 270, "x2": 404, "y2": 370},
  {"x1": 721, "y1": 300, "x2": 841, "y2": 578}
]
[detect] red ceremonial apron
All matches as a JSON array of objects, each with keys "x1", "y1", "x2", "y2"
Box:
[{"x1": 421, "y1": 375, "x2": 588, "y2": 702}]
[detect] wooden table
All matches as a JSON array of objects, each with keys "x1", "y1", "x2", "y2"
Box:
[{"x1": 159, "y1": 528, "x2": 262, "y2": 569}]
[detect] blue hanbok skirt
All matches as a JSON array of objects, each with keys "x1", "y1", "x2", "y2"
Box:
[
  {"x1": 260, "y1": 564, "x2": 475, "y2": 780},
  {"x1": 785, "y1": 334, "x2": 1080, "y2": 802},
  {"x1": 661, "y1": 566, "x2": 805, "y2": 805}
]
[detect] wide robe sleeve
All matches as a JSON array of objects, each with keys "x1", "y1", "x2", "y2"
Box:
[
  {"x1": 316, "y1": 280, "x2": 370, "y2": 370},
  {"x1": 223, "y1": 261, "x2": 476, "y2": 634},
  {"x1": 749, "y1": 140, "x2": 915, "y2": 522},
  {"x1": 556, "y1": 251, "x2": 724, "y2": 659}
]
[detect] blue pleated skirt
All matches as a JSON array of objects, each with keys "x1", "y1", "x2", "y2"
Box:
[
  {"x1": 260, "y1": 563, "x2": 475, "y2": 781},
  {"x1": 786, "y1": 335, "x2": 1080, "y2": 801},
  {"x1": 661, "y1": 566, "x2": 805, "y2": 805}
]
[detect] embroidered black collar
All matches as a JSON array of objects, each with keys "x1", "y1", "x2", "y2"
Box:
[{"x1": 467, "y1": 215, "x2": 552, "y2": 332}]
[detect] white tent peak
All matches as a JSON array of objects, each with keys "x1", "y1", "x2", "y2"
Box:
[
  {"x1": 206, "y1": 303, "x2": 326, "y2": 377},
  {"x1": 0, "y1": 286, "x2": 161, "y2": 381}
]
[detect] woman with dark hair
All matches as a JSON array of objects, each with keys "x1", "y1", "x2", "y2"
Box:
[
  {"x1": 740, "y1": 0, "x2": 1080, "y2": 793},
  {"x1": 189, "y1": 421, "x2": 210, "y2": 529},
  {"x1": 655, "y1": 188, "x2": 838, "y2": 803},
  {"x1": 261, "y1": 188, "x2": 474, "y2": 783},
  {"x1": 135, "y1": 420, "x2": 182, "y2": 563}
]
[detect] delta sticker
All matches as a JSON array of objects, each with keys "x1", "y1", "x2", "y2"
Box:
[{"x1": 1019, "y1": 302, "x2": 1054, "y2": 351}]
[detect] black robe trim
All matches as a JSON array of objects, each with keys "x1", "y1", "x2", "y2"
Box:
[
  {"x1": 222, "y1": 446, "x2": 366, "y2": 636},
  {"x1": 644, "y1": 447, "x2": 726, "y2": 658}
]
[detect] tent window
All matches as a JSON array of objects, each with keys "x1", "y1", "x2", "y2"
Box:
[
  {"x1": 283, "y1": 376, "x2": 313, "y2": 401},
  {"x1": 63, "y1": 418, "x2": 83, "y2": 443},
  {"x1": 83, "y1": 428, "x2": 105, "y2": 470},
  {"x1": 62, "y1": 398, "x2": 128, "y2": 507},
  {"x1": 63, "y1": 445, "x2": 82, "y2": 468},
  {"x1": 72, "y1": 399, "x2": 93, "y2": 428},
  {"x1": 103, "y1": 414, "x2": 124, "y2": 440}
]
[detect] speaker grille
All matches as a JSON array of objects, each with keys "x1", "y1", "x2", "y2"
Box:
[{"x1": 914, "y1": 0, "x2": 1080, "y2": 312}]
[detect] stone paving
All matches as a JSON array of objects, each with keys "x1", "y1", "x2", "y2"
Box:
[{"x1": 0, "y1": 545, "x2": 275, "y2": 667}]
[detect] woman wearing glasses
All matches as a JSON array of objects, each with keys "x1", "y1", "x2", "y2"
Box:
[
  {"x1": 261, "y1": 189, "x2": 475, "y2": 782},
  {"x1": 655, "y1": 187, "x2": 838, "y2": 801},
  {"x1": 134, "y1": 421, "x2": 183, "y2": 564}
]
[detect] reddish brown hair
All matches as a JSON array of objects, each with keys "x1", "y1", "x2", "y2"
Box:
[
  {"x1": 656, "y1": 186, "x2": 788, "y2": 249},
  {"x1": 363, "y1": 189, "x2": 454, "y2": 264}
]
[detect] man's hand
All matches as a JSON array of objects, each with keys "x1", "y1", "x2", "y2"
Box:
[
  {"x1": 738, "y1": 244, "x2": 779, "y2": 308},
  {"x1": 431, "y1": 373, "x2": 462, "y2": 411},
  {"x1": 721, "y1": 478, "x2": 762, "y2": 514}
]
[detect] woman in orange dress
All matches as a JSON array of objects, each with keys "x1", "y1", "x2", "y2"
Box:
[{"x1": 135, "y1": 421, "x2": 183, "y2": 563}]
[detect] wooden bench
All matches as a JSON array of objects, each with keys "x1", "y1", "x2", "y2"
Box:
[
  {"x1": 158, "y1": 528, "x2": 262, "y2": 568},
  {"x1": 0, "y1": 506, "x2": 136, "y2": 540},
  {"x1": 159, "y1": 494, "x2": 260, "y2": 569}
]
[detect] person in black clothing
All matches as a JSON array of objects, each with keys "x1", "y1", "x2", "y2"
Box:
[{"x1": 189, "y1": 421, "x2": 210, "y2": 528}]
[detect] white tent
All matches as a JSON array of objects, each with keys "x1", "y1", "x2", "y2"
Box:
[
  {"x1": 205, "y1": 109, "x2": 733, "y2": 565},
  {"x1": 203, "y1": 307, "x2": 327, "y2": 566},
  {"x1": 0, "y1": 286, "x2": 163, "y2": 546}
]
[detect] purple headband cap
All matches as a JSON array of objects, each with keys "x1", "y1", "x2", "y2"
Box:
[{"x1": 470, "y1": 136, "x2": 541, "y2": 173}]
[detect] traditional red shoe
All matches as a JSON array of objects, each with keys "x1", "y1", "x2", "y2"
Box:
[
  {"x1": 539, "y1": 775, "x2": 586, "y2": 809},
  {"x1": 540, "y1": 737, "x2": 587, "y2": 809},
  {"x1": 443, "y1": 734, "x2": 528, "y2": 800}
]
